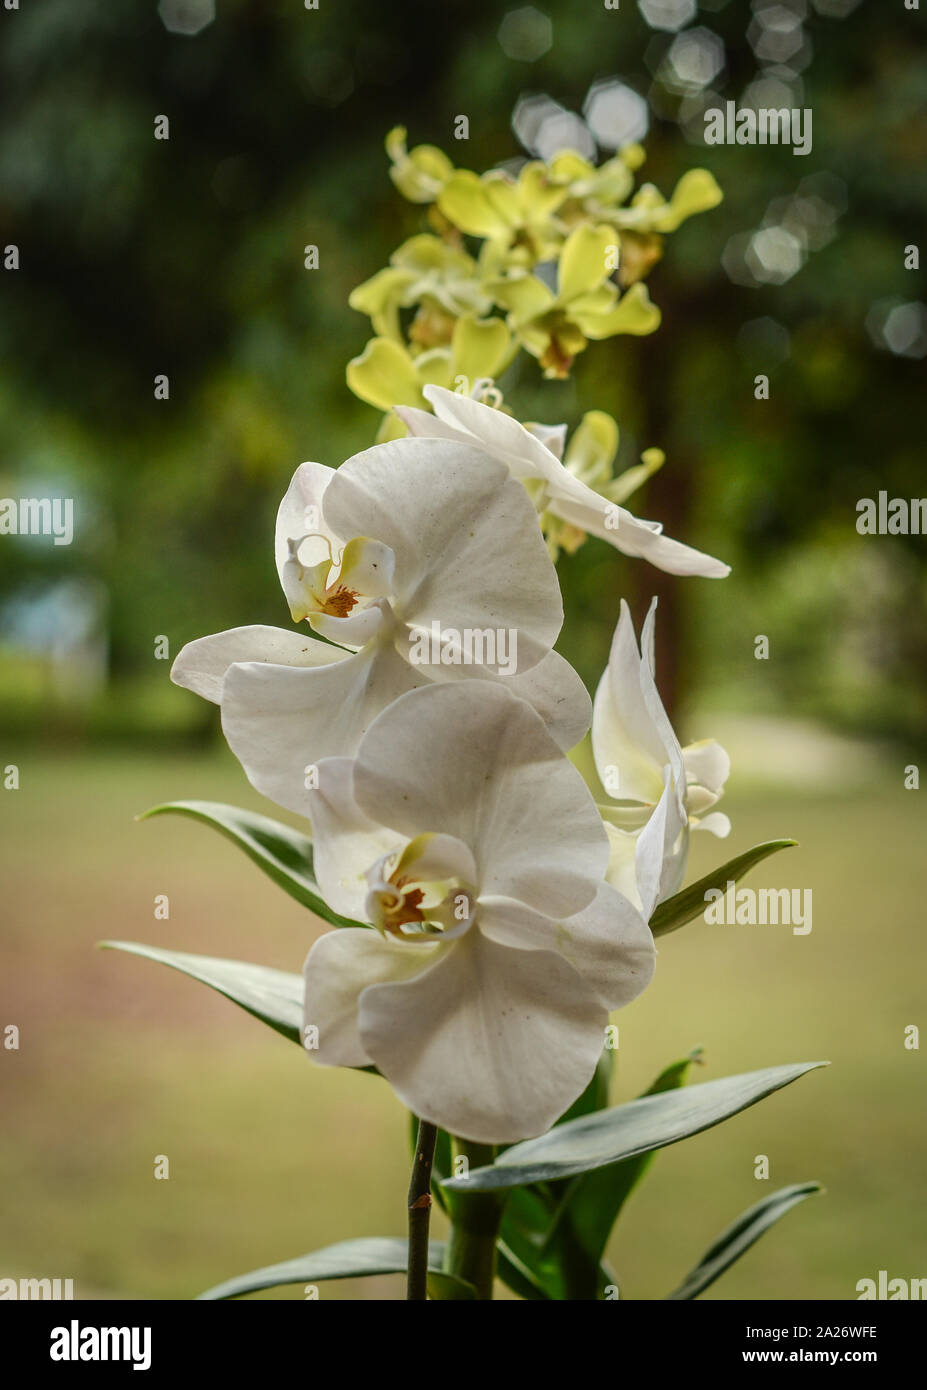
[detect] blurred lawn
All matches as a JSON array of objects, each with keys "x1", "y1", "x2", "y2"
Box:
[{"x1": 1, "y1": 738, "x2": 924, "y2": 1300}]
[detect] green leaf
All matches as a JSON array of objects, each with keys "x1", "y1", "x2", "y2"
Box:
[
  {"x1": 140, "y1": 800, "x2": 363, "y2": 930},
  {"x1": 492, "y1": 1052, "x2": 617, "y2": 1300},
  {"x1": 442, "y1": 1061, "x2": 827, "y2": 1191},
  {"x1": 550, "y1": 1048, "x2": 704, "y2": 1271},
  {"x1": 497, "y1": 1234, "x2": 555, "y2": 1301},
  {"x1": 556, "y1": 1047, "x2": 613, "y2": 1126},
  {"x1": 651, "y1": 839, "x2": 797, "y2": 938},
  {"x1": 101, "y1": 940, "x2": 305, "y2": 1045},
  {"x1": 196, "y1": 1237, "x2": 473, "y2": 1300},
  {"x1": 665, "y1": 1182, "x2": 822, "y2": 1300},
  {"x1": 497, "y1": 1187, "x2": 568, "y2": 1300}
]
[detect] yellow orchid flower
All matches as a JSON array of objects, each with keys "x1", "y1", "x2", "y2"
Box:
[{"x1": 488, "y1": 223, "x2": 661, "y2": 378}]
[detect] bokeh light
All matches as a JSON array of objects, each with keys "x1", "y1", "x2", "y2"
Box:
[
  {"x1": 638, "y1": 0, "x2": 697, "y2": 33},
  {"x1": 497, "y1": 6, "x2": 554, "y2": 63},
  {"x1": 157, "y1": 0, "x2": 215, "y2": 37},
  {"x1": 867, "y1": 300, "x2": 927, "y2": 360},
  {"x1": 663, "y1": 27, "x2": 726, "y2": 93},
  {"x1": 583, "y1": 78, "x2": 649, "y2": 148}
]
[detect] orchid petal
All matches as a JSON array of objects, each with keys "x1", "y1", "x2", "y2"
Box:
[
  {"x1": 220, "y1": 644, "x2": 425, "y2": 816},
  {"x1": 478, "y1": 883, "x2": 655, "y2": 1011},
  {"x1": 693, "y1": 811, "x2": 732, "y2": 838},
  {"x1": 682, "y1": 738, "x2": 731, "y2": 797},
  {"x1": 353, "y1": 681, "x2": 608, "y2": 918},
  {"x1": 592, "y1": 599, "x2": 672, "y2": 806},
  {"x1": 358, "y1": 931, "x2": 607, "y2": 1144},
  {"x1": 171, "y1": 625, "x2": 344, "y2": 705},
  {"x1": 304, "y1": 927, "x2": 441, "y2": 1068},
  {"x1": 323, "y1": 438, "x2": 563, "y2": 675}
]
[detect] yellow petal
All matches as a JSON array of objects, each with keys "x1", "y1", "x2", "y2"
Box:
[
  {"x1": 348, "y1": 266, "x2": 414, "y2": 340},
  {"x1": 558, "y1": 223, "x2": 616, "y2": 302},
  {"x1": 606, "y1": 446, "x2": 665, "y2": 504},
  {"x1": 547, "y1": 150, "x2": 596, "y2": 184},
  {"x1": 564, "y1": 410, "x2": 619, "y2": 486},
  {"x1": 450, "y1": 313, "x2": 514, "y2": 383},
  {"x1": 386, "y1": 127, "x2": 454, "y2": 204},
  {"x1": 346, "y1": 338, "x2": 426, "y2": 411},
  {"x1": 438, "y1": 170, "x2": 511, "y2": 238},
  {"x1": 581, "y1": 282, "x2": 661, "y2": 339},
  {"x1": 652, "y1": 168, "x2": 723, "y2": 232},
  {"x1": 413, "y1": 347, "x2": 455, "y2": 392},
  {"x1": 487, "y1": 271, "x2": 555, "y2": 321}
]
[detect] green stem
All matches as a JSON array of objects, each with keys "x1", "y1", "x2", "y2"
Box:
[
  {"x1": 444, "y1": 1138, "x2": 503, "y2": 1300},
  {"x1": 407, "y1": 1118, "x2": 438, "y2": 1301}
]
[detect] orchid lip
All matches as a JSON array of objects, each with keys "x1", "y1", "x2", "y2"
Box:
[{"x1": 363, "y1": 837, "x2": 478, "y2": 942}]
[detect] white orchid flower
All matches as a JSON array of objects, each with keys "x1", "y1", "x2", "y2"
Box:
[
  {"x1": 171, "y1": 438, "x2": 592, "y2": 818},
  {"x1": 593, "y1": 598, "x2": 731, "y2": 919},
  {"x1": 395, "y1": 384, "x2": 730, "y2": 579},
  {"x1": 303, "y1": 680, "x2": 656, "y2": 1145}
]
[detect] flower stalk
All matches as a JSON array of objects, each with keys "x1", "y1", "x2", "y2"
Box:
[
  {"x1": 407, "y1": 1118, "x2": 438, "y2": 1301},
  {"x1": 444, "y1": 1137, "x2": 503, "y2": 1300}
]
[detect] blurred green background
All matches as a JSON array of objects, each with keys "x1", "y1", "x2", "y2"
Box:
[{"x1": 1, "y1": 0, "x2": 925, "y2": 1299}]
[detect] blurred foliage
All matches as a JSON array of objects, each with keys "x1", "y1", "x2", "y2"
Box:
[{"x1": 0, "y1": 0, "x2": 925, "y2": 745}]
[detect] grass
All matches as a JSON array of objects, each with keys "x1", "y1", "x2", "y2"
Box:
[{"x1": 1, "y1": 737, "x2": 924, "y2": 1300}]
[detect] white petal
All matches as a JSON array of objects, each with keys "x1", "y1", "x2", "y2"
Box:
[
  {"x1": 171, "y1": 625, "x2": 344, "y2": 705},
  {"x1": 504, "y1": 648, "x2": 592, "y2": 752},
  {"x1": 417, "y1": 386, "x2": 563, "y2": 484},
  {"x1": 275, "y1": 462, "x2": 340, "y2": 594},
  {"x1": 306, "y1": 757, "x2": 401, "y2": 919},
  {"x1": 549, "y1": 484, "x2": 731, "y2": 578},
  {"x1": 324, "y1": 436, "x2": 563, "y2": 675},
  {"x1": 682, "y1": 738, "x2": 731, "y2": 796},
  {"x1": 393, "y1": 403, "x2": 469, "y2": 446},
  {"x1": 684, "y1": 785, "x2": 718, "y2": 817},
  {"x1": 635, "y1": 772, "x2": 689, "y2": 920},
  {"x1": 592, "y1": 599, "x2": 672, "y2": 806},
  {"x1": 358, "y1": 930, "x2": 607, "y2": 1143},
  {"x1": 478, "y1": 884, "x2": 655, "y2": 1011},
  {"x1": 398, "y1": 644, "x2": 590, "y2": 752},
  {"x1": 411, "y1": 388, "x2": 730, "y2": 578},
  {"x1": 603, "y1": 821, "x2": 643, "y2": 912},
  {"x1": 693, "y1": 811, "x2": 731, "y2": 838},
  {"x1": 303, "y1": 927, "x2": 440, "y2": 1068},
  {"x1": 220, "y1": 643, "x2": 425, "y2": 816},
  {"x1": 309, "y1": 601, "x2": 388, "y2": 649},
  {"x1": 526, "y1": 421, "x2": 567, "y2": 460},
  {"x1": 354, "y1": 681, "x2": 608, "y2": 918}
]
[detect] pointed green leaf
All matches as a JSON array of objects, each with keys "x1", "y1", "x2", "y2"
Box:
[
  {"x1": 666, "y1": 1182, "x2": 822, "y2": 1300},
  {"x1": 140, "y1": 800, "x2": 363, "y2": 929},
  {"x1": 550, "y1": 1048, "x2": 704, "y2": 1268},
  {"x1": 442, "y1": 1062, "x2": 827, "y2": 1191},
  {"x1": 101, "y1": 940, "x2": 305, "y2": 1045},
  {"x1": 651, "y1": 839, "x2": 798, "y2": 938},
  {"x1": 196, "y1": 1237, "x2": 468, "y2": 1300}
]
